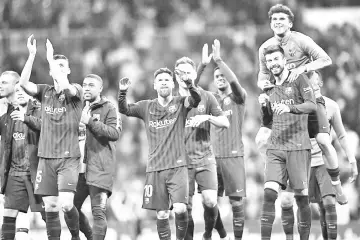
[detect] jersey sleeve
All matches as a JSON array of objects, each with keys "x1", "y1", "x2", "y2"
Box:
[
  {"x1": 118, "y1": 91, "x2": 148, "y2": 120},
  {"x1": 207, "y1": 92, "x2": 224, "y2": 117},
  {"x1": 71, "y1": 83, "x2": 83, "y2": 100},
  {"x1": 35, "y1": 84, "x2": 49, "y2": 101},
  {"x1": 297, "y1": 75, "x2": 316, "y2": 104}
]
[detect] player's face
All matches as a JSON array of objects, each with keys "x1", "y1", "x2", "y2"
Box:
[
  {"x1": 15, "y1": 84, "x2": 31, "y2": 106},
  {"x1": 154, "y1": 73, "x2": 174, "y2": 98},
  {"x1": 0, "y1": 74, "x2": 17, "y2": 98},
  {"x1": 270, "y1": 13, "x2": 293, "y2": 37},
  {"x1": 213, "y1": 69, "x2": 229, "y2": 91},
  {"x1": 175, "y1": 63, "x2": 197, "y2": 89},
  {"x1": 82, "y1": 77, "x2": 103, "y2": 101},
  {"x1": 265, "y1": 51, "x2": 286, "y2": 76},
  {"x1": 50, "y1": 59, "x2": 71, "y2": 78}
]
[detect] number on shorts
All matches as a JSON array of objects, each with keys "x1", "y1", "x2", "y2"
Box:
[
  {"x1": 36, "y1": 170, "x2": 42, "y2": 183},
  {"x1": 144, "y1": 184, "x2": 153, "y2": 198}
]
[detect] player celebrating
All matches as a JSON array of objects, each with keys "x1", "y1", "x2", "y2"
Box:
[
  {"x1": 259, "y1": 45, "x2": 316, "y2": 240},
  {"x1": 0, "y1": 69, "x2": 44, "y2": 240},
  {"x1": 174, "y1": 55, "x2": 229, "y2": 240},
  {"x1": 74, "y1": 74, "x2": 121, "y2": 240},
  {"x1": 19, "y1": 37, "x2": 82, "y2": 240},
  {"x1": 196, "y1": 39, "x2": 247, "y2": 240},
  {"x1": 256, "y1": 4, "x2": 352, "y2": 205},
  {"x1": 118, "y1": 68, "x2": 201, "y2": 240}
]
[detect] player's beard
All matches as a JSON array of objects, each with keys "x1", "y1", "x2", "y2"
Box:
[
  {"x1": 271, "y1": 64, "x2": 284, "y2": 77},
  {"x1": 158, "y1": 88, "x2": 171, "y2": 98}
]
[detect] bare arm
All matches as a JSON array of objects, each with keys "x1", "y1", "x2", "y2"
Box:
[
  {"x1": 19, "y1": 35, "x2": 38, "y2": 96},
  {"x1": 257, "y1": 45, "x2": 272, "y2": 90},
  {"x1": 302, "y1": 35, "x2": 332, "y2": 72}
]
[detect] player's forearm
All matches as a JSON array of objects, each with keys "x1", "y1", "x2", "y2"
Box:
[
  {"x1": 63, "y1": 83, "x2": 78, "y2": 97},
  {"x1": 338, "y1": 137, "x2": 357, "y2": 163},
  {"x1": 23, "y1": 115, "x2": 41, "y2": 131},
  {"x1": 19, "y1": 55, "x2": 38, "y2": 96},
  {"x1": 194, "y1": 63, "x2": 207, "y2": 86},
  {"x1": 187, "y1": 85, "x2": 201, "y2": 108},
  {"x1": 304, "y1": 56, "x2": 332, "y2": 72},
  {"x1": 288, "y1": 101, "x2": 316, "y2": 114},
  {"x1": 87, "y1": 120, "x2": 120, "y2": 141},
  {"x1": 208, "y1": 115, "x2": 229, "y2": 128},
  {"x1": 118, "y1": 90, "x2": 139, "y2": 117}
]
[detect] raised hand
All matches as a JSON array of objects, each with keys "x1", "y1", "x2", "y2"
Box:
[
  {"x1": 27, "y1": 34, "x2": 37, "y2": 56},
  {"x1": 119, "y1": 77, "x2": 131, "y2": 91},
  {"x1": 46, "y1": 39, "x2": 54, "y2": 62},
  {"x1": 202, "y1": 43, "x2": 212, "y2": 65},
  {"x1": 287, "y1": 66, "x2": 306, "y2": 83},
  {"x1": 212, "y1": 39, "x2": 222, "y2": 63}
]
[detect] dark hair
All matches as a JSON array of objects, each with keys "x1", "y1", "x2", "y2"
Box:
[
  {"x1": 263, "y1": 45, "x2": 285, "y2": 57},
  {"x1": 174, "y1": 57, "x2": 196, "y2": 70},
  {"x1": 268, "y1": 4, "x2": 294, "y2": 23},
  {"x1": 154, "y1": 67, "x2": 173, "y2": 78},
  {"x1": 85, "y1": 74, "x2": 103, "y2": 85},
  {"x1": 214, "y1": 66, "x2": 220, "y2": 72},
  {"x1": 1, "y1": 71, "x2": 20, "y2": 83},
  {"x1": 53, "y1": 54, "x2": 68, "y2": 61}
]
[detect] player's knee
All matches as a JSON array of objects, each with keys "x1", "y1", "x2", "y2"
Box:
[
  {"x1": 316, "y1": 133, "x2": 331, "y2": 148},
  {"x1": 172, "y1": 203, "x2": 187, "y2": 214},
  {"x1": 281, "y1": 192, "x2": 295, "y2": 208},
  {"x1": 322, "y1": 195, "x2": 336, "y2": 206},
  {"x1": 59, "y1": 192, "x2": 75, "y2": 212},
  {"x1": 202, "y1": 191, "x2": 218, "y2": 208},
  {"x1": 43, "y1": 196, "x2": 59, "y2": 211},
  {"x1": 3, "y1": 209, "x2": 19, "y2": 218},
  {"x1": 156, "y1": 210, "x2": 170, "y2": 219},
  {"x1": 229, "y1": 196, "x2": 243, "y2": 207},
  {"x1": 264, "y1": 188, "x2": 278, "y2": 203}
]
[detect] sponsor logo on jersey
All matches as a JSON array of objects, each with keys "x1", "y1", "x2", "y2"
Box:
[
  {"x1": 149, "y1": 118, "x2": 176, "y2": 129},
  {"x1": 13, "y1": 132, "x2": 25, "y2": 141},
  {"x1": 224, "y1": 109, "x2": 233, "y2": 116},
  {"x1": 287, "y1": 42, "x2": 297, "y2": 57},
  {"x1": 224, "y1": 97, "x2": 231, "y2": 105},
  {"x1": 197, "y1": 104, "x2": 205, "y2": 113},
  {"x1": 303, "y1": 86, "x2": 313, "y2": 94},
  {"x1": 44, "y1": 106, "x2": 67, "y2": 115},
  {"x1": 168, "y1": 105, "x2": 177, "y2": 113},
  {"x1": 284, "y1": 87, "x2": 293, "y2": 96},
  {"x1": 271, "y1": 99, "x2": 295, "y2": 110}
]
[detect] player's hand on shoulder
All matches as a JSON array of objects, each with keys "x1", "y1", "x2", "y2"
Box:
[
  {"x1": 119, "y1": 77, "x2": 131, "y2": 91},
  {"x1": 10, "y1": 108, "x2": 26, "y2": 122},
  {"x1": 273, "y1": 103, "x2": 290, "y2": 115},
  {"x1": 258, "y1": 93, "x2": 269, "y2": 106},
  {"x1": 259, "y1": 80, "x2": 275, "y2": 91},
  {"x1": 201, "y1": 43, "x2": 212, "y2": 65},
  {"x1": 288, "y1": 66, "x2": 306, "y2": 83},
  {"x1": 212, "y1": 39, "x2": 222, "y2": 63},
  {"x1": 27, "y1": 34, "x2": 37, "y2": 56}
]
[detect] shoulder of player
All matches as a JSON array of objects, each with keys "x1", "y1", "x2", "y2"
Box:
[
  {"x1": 290, "y1": 31, "x2": 313, "y2": 44},
  {"x1": 259, "y1": 37, "x2": 278, "y2": 52},
  {"x1": 323, "y1": 96, "x2": 339, "y2": 111}
]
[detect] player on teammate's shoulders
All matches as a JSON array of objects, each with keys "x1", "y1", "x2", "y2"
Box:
[
  {"x1": 174, "y1": 53, "x2": 229, "y2": 240},
  {"x1": 256, "y1": 3, "x2": 349, "y2": 208},
  {"x1": 259, "y1": 44, "x2": 316, "y2": 240},
  {"x1": 118, "y1": 67, "x2": 201, "y2": 240},
  {"x1": 74, "y1": 74, "x2": 121, "y2": 240},
  {"x1": 20, "y1": 36, "x2": 83, "y2": 240}
]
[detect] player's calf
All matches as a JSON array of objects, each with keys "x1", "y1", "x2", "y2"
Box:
[
  {"x1": 202, "y1": 190, "x2": 219, "y2": 240},
  {"x1": 230, "y1": 197, "x2": 245, "y2": 240},
  {"x1": 91, "y1": 192, "x2": 108, "y2": 240},
  {"x1": 173, "y1": 203, "x2": 188, "y2": 240},
  {"x1": 280, "y1": 192, "x2": 295, "y2": 240},
  {"x1": 321, "y1": 195, "x2": 337, "y2": 240},
  {"x1": 156, "y1": 210, "x2": 171, "y2": 240},
  {"x1": 261, "y1": 184, "x2": 279, "y2": 240},
  {"x1": 294, "y1": 191, "x2": 311, "y2": 240}
]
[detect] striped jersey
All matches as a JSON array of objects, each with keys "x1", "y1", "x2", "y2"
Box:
[
  {"x1": 35, "y1": 84, "x2": 83, "y2": 158},
  {"x1": 10, "y1": 116, "x2": 30, "y2": 175},
  {"x1": 266, "y1": 74, "x2": 315, "y2": 150},
  {"x1": 119, "y1": 96, "x2": 189, "y2": 172},
  {"x1": 185, "y1": 89, "x2": 224, "y2": 167},
  {"x1": 211, "y1": 92, "x2": 245, "y2": 157}
]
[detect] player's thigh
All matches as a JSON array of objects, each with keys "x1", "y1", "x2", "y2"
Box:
[
  {"x1": 217, "y1": 157, "x2": 246, "y2": 197},
  {"x1": 34, "y1": 158, "x2": 58, "y2": 196},
  {"x1": 57, "y1": 157, "x2": 80, "y2": 193},
  {"x1": 4, "y1": 175, "x2": 30, "y2": 213},
  {"x1": 142, "y1": 170, "x2": 168, "y2": 211},
  {"x1": 265, "y1": 149, "x2": 288, "y2": 190},
  {"x1": 216, "y1": 160, "x2": 225, "y2": 197},
  {"x1": 73, "y1": 173, "x2": 90, "y2": 210},
  {"x1": 188, "y1": 167, "x2": 196, "y2": 197},
  {"x1": 195, "y1": 162, "x2": 218, "y2": 193},
  {"x1": 315, "y1": 165, "x2": 335, "y2": 200},
  {"x1": 308, "y1": 167, "x2": 321, "y2": 203},
  {"x1": 287, "y1": 150, "x2": 311, "y2": 191},
  {"x1": 23, "y1": 175, "x2": 44, "y2": 212},
  {"x1": 167, "y1": 166, "x2": 189, "y2": 205},
  {"x1": 308, "y1": 112, "x2": 320, "y2": 139}
]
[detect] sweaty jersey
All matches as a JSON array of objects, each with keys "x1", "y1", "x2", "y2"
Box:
[
  {"x1": 211, "y1": 92, "x2": 245, "y2": 157},
  {"x1": 185, "y1": 89, "x2": 224, "y2": 167},
  {"x1": 119, "y1": 96, "x2": 189, "y2": 172},
  {"x1": 266, "y1": 74, "x2": 315, "y2": 150},
  {"x1": 35, "y1": 84, "x2": 83, "y2": 158}
]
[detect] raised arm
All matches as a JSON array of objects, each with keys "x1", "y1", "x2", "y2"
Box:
[
  {"x1": 257, "y1": 44, "x2": 273, "y2": 90},
  {"x1": 19, "y1": 35, "x2": 38, "y2": 96},
  {"x1": 118, "y1": 78, "x2": 147, "y2": 119},
  {"x1": 213, "y1": 39, "x2": 246, "y2": 102},
  {"x1": 301, "y1": 34, "x2": 332, "y2": 72},
  {"x1": 330, "y1": 100, "x2": 358, "y2": 182},
  {"x1": 194, "y1": 43, "x2": 212, "y2": 86}
]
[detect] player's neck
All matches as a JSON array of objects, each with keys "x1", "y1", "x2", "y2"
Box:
[
  {"x1": 158, "y1": 95, "x2": 173, "y2": 107},
  {"x1": 275, "y1": 30, "x2": 291, "y2": 41},
  {"x1": 218, "y1": 86, "x2": 231, "y2": 97},
  {"x1": 275, "y1": 68, "x2": 290, "y2": 85},
  {"x1": 178, "y1": 86, "x2": 190, "y2": 97},
  {"x1": 6, "y1": 93, "x2": 16, "y2": 105}
]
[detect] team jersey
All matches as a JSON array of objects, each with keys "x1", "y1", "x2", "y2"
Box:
[
  {"x1": 210, "y1": 92, "x2": 245, "y2": 157},
  {"x1": 185, "y1": 89, "x2": 224, "y2": 167},
  {"x1": 35, "y1": 84, "x2": 83, "y2": 158},
  {"x1": 10, "y1": 118, "x2": 30, "y2": 175},
  {"x1": 258, "y1": 31, "x2": 331, "y2": 96},
  {"x1": 119, "y1": 96, "x2": 189, "y2": 172},
  {"x1": 266, "y1": 74, "x2": 315, "y2": 150}
]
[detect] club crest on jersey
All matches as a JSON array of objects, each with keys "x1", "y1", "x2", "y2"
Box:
[
  {"x1": 197, "y1": 104, "x2": 205, "y2": 113},
  {"x1": 287, "y1": 42, "x2": 297, "y2": 57},
  {"x1": 224, "y1": 97, "x2": 231, "y2": 105},
  {"x1": 58, "y1": 93, "x2": 65, "y2": 102},
  {"x1": 92, "y1": 114, "x2": 100, "y2": 121},
  {"x1": 284, "y1": 87, "x2": 293, "y2": 96},
  {"x1": 168, "y1": 105, "x2": 177, "y2": 113}
]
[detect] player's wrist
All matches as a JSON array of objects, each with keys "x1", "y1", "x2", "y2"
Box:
[{"x1": 214, "y1": 57, "x2": 223, "y2": 64}]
